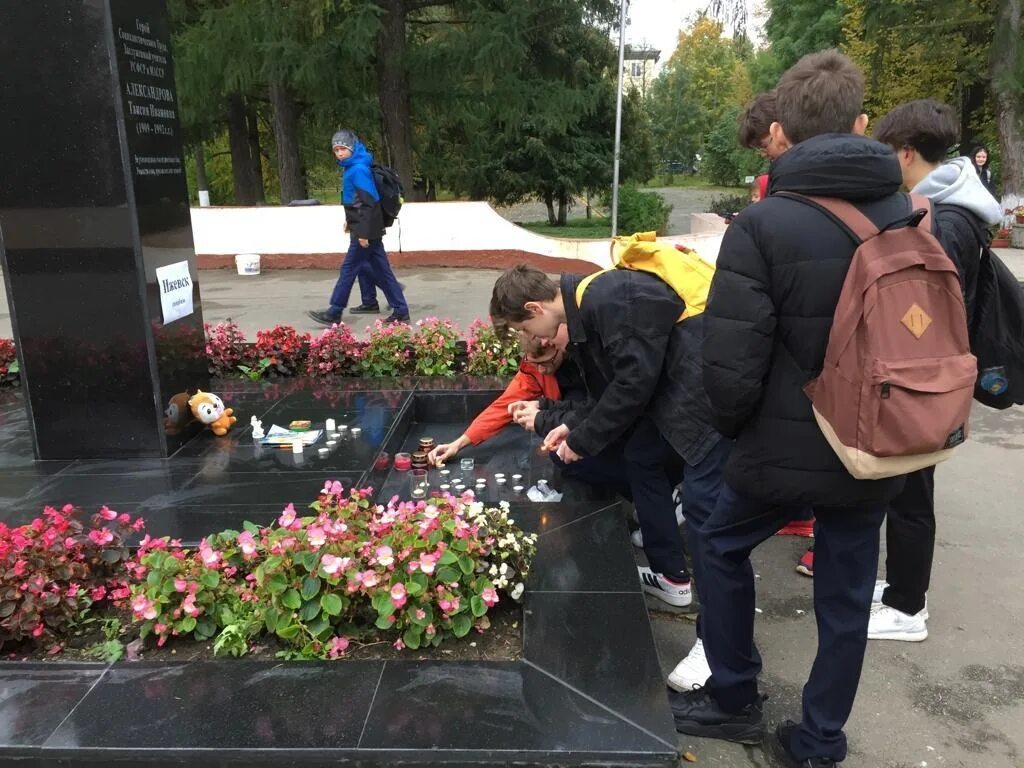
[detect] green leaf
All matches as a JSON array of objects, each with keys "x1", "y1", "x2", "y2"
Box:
[
  {"x1": 470, "y1": 595, "x2": 487, "y2": 618},
  {"x1": 439, "y1": 549, "x2": 458, "y2": 565},
  {"x1": 180, "y1": 616, "x2": 197, "y2": 633},
  {"x1": 276, "y1": 624, "x2": 301, "y2": 640},
  {"x1": 457, "y1": 555, "x2": 475, "y2": 575},
  {"x1": 264, "y1": 556, "x2": 284, "y2": 572},
  {"x1": 307, "y1": 617, "x2": 331, "y2": 639},
  {"x1": 243, "y1": 521, "x2": 260, "y2": 534},
  {"x1": 268, "y1": 574, "x2": 288, "y2": 595},
  {"x1": 139, "y1": 620, "x2": 153, "y2": 639},
  {"x1": 281, "y1": 589, "x2": 302, "y2": 610},
  {"x1": 451, "y1": 613, "x2": 472, "y2": 638},
  {"x1": 406, "y1": 580, "x2": 425, "y2": 597},
  {"x1": 374, "y1": 614, "x2": 393, "y2": 631},
  {"x1": 436, "y1": 566, "x2": 460, "y2": 584},
  {"x1": 195, "y1": 617, "x2": 216, "y2": 640},
  {"x1": 263, "y1": 607, "x2": 280, "y2": 632},
  {"x1": 320, "y1": 593, "x2": 343, "y2": 616},
  {"x1": 403, "y1": 626, "x2": 422, "y2": 650},
  {"x1": 146, "y1": 570, "x2": 162, "y2": 587},
  {"x1": 200, "y1": 570, "x2": 220, "y2": 589},
  {"x1": 300, "y1": 599, "x2": 320, "y2": 622},
  {"x1": 301, "y1": 576, "x2": 321, "y2": 600}
]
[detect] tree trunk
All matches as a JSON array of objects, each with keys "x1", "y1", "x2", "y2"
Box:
[
  {"x1": 376, "y1": 0, "x2": 421, "y2": 201},
  {"x1": 557, "y1": 192, "x2": 568, "y2": 225},
  {"x1": 993, "y1": 0, "x2": 1023, "y2": 208},
  {"x1": 544, "y1": 192, "x2": 556, "y2": 225},
  {"x1": 194, "y1": 143, "x2": 209, "y2": 193},
  {"x1": 227, "y1": 93, "x2": 262, "y2": 205},
  {"x1": 269, "y1": 80, "x2": 307, "y2": 203},
  {"x1": 246, "y1": 102, "x2": 265, "y2": 204}
]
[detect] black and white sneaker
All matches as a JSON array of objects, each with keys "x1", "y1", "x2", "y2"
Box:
[{"x1": 638, "y1": 566, "x2": 692, "y2": 607}]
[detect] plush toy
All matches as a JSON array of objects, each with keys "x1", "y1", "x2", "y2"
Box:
[
  {"x1": 188, "y1": 390, "x2": 237, "y2": 436},
  {"x1": 163, "y1": 392, "x2": 192, "y2": 435}
]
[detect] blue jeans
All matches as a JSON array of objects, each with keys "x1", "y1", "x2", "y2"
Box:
[
  {"x1": 357, "y1": 272, "x2": 378, "y2": 307},
  {"x1": 700, "y1": 482, "x2": 885, "y2": 762},
  {"x1": 329, "y1": 237, "x2": 408, "y2": 316}
]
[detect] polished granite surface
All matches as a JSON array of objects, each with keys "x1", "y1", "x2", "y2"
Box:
[{"x1": 0, "y1": 381, "x2": 678, "y2": 767}]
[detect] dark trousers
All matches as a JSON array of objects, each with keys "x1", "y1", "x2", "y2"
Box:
[
  {"x1": 678, "y1": 436, "x2": 732, "y2": 641},
  {"x1": 700, "y1": 482, "x2": 885, "y2": 762},
  {"x1": 329, "y1": 237, "x2": 408, "y2": 316},
  {"x1": 882, "y1": 466, "x2": 935, "y2": 615},
  {"x1": 553, "y1": 452, "x2": 633, "y2": 501},
  {"x1": 357, "y1": 273, "x2": 378, "y2": 307}
]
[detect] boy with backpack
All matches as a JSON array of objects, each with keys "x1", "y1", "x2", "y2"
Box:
[
  {"x1": 489, "y1": 255, "x2": 731, "y2": 625},
  {"x1": 868, "y1": 99, "x2": 1004, "y2": 642},
  {"x1": 308, "y1": 129, "x2": 410, "y2": 326},
  {"x1": 679, "y1": 51, "x2": 975, "y2": 765}
]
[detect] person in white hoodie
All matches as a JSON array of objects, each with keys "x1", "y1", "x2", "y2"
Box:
[{"x1": 869, "y1": 99, "x2": 1003, "y2": 642}]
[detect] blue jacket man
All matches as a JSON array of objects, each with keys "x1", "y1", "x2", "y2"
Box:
[{"x1": 308, "y1": 130, "x2": 409, "y2": 326}]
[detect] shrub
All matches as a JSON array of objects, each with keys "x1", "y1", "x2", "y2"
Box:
[
  {"x1": 305, "y1": 323, "x2": 362, "y2": 377},
  {"x1": 204, "y1": 320, "x2": 249, "y2": 378},
  {"x1": 253, "y1": 325, "x2": 310, "y2": 378},
  {"x1": 707, "y1": 193, "x2": 751, "y2": 217},
  {"x1": 605, "y1": 186, "x2": 673, "y2": 235},
  {"x1": 0, "y1": 505, "x2": 142, "y2": 651},
  {"x1": 411, "y1": 318, "x2": 461, "y2": 377},
  {"x1": 701, "y1": 106, "x2": 766, "y2": 187},
  {"x1": 126, "y1": 483, "x2": 538, "y2": 658},
  {"x1": 360, "y1": 320, "x2": 415, "y2": 377},
  {"x1": 0, "y1": 339, "x2": 18, "y2": 387},
  {"x1": 465, "y1": 320, "x2": 520, "y2": 377}
]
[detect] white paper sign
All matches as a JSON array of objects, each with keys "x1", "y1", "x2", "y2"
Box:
[{"x1": 155, "y1": 261, "x2": 194, "y2": 324}]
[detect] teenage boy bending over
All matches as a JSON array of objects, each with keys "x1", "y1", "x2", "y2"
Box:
[
  {"x1": 490, "y1": 266, "x2": 731, "y2": 619},
  {"x1": 680, "y1": 51, "x2": 912, "y2": 765}
]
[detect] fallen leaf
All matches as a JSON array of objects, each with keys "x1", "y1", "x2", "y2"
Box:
[{"x1": 683, "y1": 751, "x2": 698, "y2": 762}]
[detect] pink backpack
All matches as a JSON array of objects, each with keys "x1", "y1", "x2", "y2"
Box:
[{"x1": 788, "y1": 193, "x2": 978, "y2": 480}]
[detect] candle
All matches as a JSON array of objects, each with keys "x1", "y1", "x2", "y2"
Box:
[
  {"x1": 337, "y1": 424, "x2": 348, "y2": 432},
  {"x1": 317, "y1": 447, "x2": 329, "y2": 457},
  {"x1": 325, "y1": 418, "x2": 336, "y2": 432},
  {"x1": 513, "y1": 485, "x2": 524, "y2": 493},
  {"x1": 394, "y1": 452, "x2": 412, "y2": 471},
  {"x1": 291, "y1": 438, "x2": 303, "y2": 454},
  {"x1": 351, "y1": 427, "x2": 361, "y2": 436},
  {"x1": 512, "y1": 474, "x2": 523, "y2": 481}
]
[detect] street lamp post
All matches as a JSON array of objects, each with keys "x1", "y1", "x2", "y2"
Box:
[{"x1": 610, "y1": 0, "x2": 629, "y2": 238}]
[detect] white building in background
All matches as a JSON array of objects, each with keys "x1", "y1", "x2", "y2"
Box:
[{"x1": 622, "y1": 45, "x2": 661, "y2": 97}]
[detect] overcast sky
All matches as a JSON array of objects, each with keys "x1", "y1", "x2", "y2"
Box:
[{"x1": 623, "y1": 0, "x2": 767, "y2": 60}]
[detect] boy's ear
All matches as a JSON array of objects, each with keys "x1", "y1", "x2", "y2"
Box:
[
  {"x1": 852, "y1": 113, "x2": 869, "y2": 136},
  {"x1": 769, "y1": 121, "x2": 791, "y2": 150},
  {"x1": 523, "y1": 301, "x2": 544, "y2": 318}
]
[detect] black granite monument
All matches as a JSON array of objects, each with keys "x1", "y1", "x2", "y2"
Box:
[{"x1": 0, "y1": 0, "x2": 207, "y2": 459}]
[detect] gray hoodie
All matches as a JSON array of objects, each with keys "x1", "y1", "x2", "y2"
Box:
[{"x1": 912, "y1": 156, "x2": 1003, "y2": 226}]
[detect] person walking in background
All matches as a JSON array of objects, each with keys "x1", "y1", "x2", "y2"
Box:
[
  {"x1": 969, "y1": 146, "x2": 998, "y2": 197},
  {"x1": 308, "y1": 129, "x2": 410, "y2": 326}
]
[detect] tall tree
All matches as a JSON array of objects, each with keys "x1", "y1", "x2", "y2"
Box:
[{"x1": 992, "y1": 0, "x2": 1023, "y2": 204}]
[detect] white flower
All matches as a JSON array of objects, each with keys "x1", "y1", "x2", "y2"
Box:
[
  {"x1": 489, "y1": 565, "x2": 498, "y2": 576},
  {"x1": 511, "y1": 583, "x2": 525, "y2": 600},
  {"x1": 499, "y1": 563, "x2": 509, "y2": 575}
]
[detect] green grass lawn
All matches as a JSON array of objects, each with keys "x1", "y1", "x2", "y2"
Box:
[{"x1": 519, "y1": 216, "x2": 613, "y2": 239}]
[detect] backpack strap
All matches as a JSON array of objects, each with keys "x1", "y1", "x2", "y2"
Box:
[
  {"x1": 575, "y1": 269, "x2": 609, "y2": 311},
  {"x1": 774, "y1": 191, "x2": 879, "y2": 242},
  {"x1": 908, "y1": 194, "x2": 933, "y2": 232}
]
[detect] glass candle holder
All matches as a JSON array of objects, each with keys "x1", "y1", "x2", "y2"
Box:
[
  {"x1": 460, "y1": 457, "x2": 474, "y2": 471},
  {"x1": 394, "y1": 452, "x2": 412, "y2": 471}
]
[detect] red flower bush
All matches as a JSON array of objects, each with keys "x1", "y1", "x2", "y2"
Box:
[
  {"x1": 204, "y1": 320, "x2": 249, "y2": 378},
  {"x1": 254, "y1": 325, "x2": 311, "y2": 377},
  {"x1": 0, "y1": 339, "x2": 18, "y2": 387},
  {"x1": 0, "y1": 505, "x2": 142, "y2": 651},
  {"x1": 360, "y1": 320, "x2": 415, "y2": 377},
  {"x1": 305, "y1": 323, "x2": 363, "y2": 377},
  {"x1": 410, "y1": 318, "x2": 461, "y2": 376},
  {"x1": 465, "y1": 320, "x2": 520, "y2": 377}
]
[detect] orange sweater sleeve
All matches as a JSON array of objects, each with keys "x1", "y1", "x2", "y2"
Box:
[{"x1": 464, "y1": 364, "x2": 553, "y2": 445}]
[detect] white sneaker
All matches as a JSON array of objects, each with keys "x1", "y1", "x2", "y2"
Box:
[
  {"x1": 667, "y1": 638, "x2": 711, "y2": 691},
  {"x1": 638, "y1": 566, "x2": 692, "y2": 607},
  {"x1": 867, "y1": 602, "x2": 928, "y2": 642},
  {"x1": 631, "y1": 529, "x2": 644, "y2": 548},
  {"x1": 872, "y1": 579, "x2": 929, "y2": 620}
]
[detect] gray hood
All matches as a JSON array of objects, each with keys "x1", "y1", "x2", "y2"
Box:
[{"x1": 912, "y1": 156, "x2": 1003, "y2": 225}]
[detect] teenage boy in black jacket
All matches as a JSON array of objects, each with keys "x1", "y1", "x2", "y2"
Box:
[
  {"x1": 677, "y1": 51, "x2": 913, "y2": 766},
  {"x1": 490, "y1": 265, "x2": 731, "y2": 612}
]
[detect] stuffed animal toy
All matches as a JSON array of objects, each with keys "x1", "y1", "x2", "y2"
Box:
[
  {"x1": 188, "y1": 390, "x2": 237, "y2": 436},
  {"x1": 163, "y1": 392, "x2": 192, "y2": 435}
]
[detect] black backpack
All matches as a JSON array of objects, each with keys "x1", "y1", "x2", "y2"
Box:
[
  {"x1": 371, "y1": 163, "x2": 404, "y2": 228},
  {"x1": 964, "y1": 219, "x2": 1024, "y2": 409}
]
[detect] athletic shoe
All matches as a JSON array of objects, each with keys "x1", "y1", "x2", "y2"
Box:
[
  {"x1": 796, "y1": 546, "x2": 814, "y2": 577},
  {"x1": 872, "y1": 579, "x2": 929, "y2": 619},
  {"x1": 767, "y1": 720, "x2": 837, "y2": 767},
  {"x1": 348, "y1": 303, "x2": 381, "y2": 314},
  {"x1": 638, "y1": 566, "x2": 692, "y2": 607},
  {"x1": 867, "y1": 602, "x2": 928, "y2": 642},
  {"x1": 667, "y1": 638, "x2": 711, "y2": 692},
  {"x1": 384, "y1": 312, "x2": 411, "y2": 324},
  {"x1": 308, "y1": 309, "x2": 341, "y2": 326},
  {"x1": 669, "y1": 686, "x2": 765, "y2": 745}
]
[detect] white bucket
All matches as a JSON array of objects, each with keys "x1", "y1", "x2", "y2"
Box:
[{"x1": 235, "y1": 253, "x2": 261, "y2": 275}]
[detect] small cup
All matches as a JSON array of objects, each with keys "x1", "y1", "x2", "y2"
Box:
[
  {"x1": 394, "y1": 452, "x2": 412, "y2": 471},
  {"x1": 374, "y1": 452, "x2": 391, "y2": 471},
  {"x1": 291, "y1": 438, "x2": 304, "y2": 455},
  {"x1": 439, "y1": 483, "x2": 451, "y2": 491},
  {"x1": 325, "y1": 418, "x2": 336, "y2": 432},
  {"x1": 440, "y1": 469, "x2": 451, "y2": 477},
  {"x1": 326, "y1": 440, "x2": 338, "y2": 448},
  {"x1": 410, "y1": 487, "x2": 426, "y2": 499},
  {"x1": 496, "y1": 477, "x2": 507, "y2": 484},
  {"x1": 337, "y1": 424, "x2": 348, "y2": 432},
  {"x1": 511, "y1": 474, "x2": 523, "y2": 481},
  {"x1": 513, "y1": 485, "x2": 524, "y2": 493}
]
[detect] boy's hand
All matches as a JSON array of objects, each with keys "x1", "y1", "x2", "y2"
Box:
[
  {"x1": 556, "y1": 441, "x2": 582, "y2": 464},
  {"x1": 358, "y1": 238, "x2": 369, "y2": 248},
  {"x1": 428, "y1": 435, "x2": 469, "y2": 467},
  {"x1": 343, "y1": 222, "x2": 349, "y2": 233},
  {"x1": 542, "y1": 424, "x2": 569, "y2": 452},
  {"x1": 512, "y1": 402, "x2": 540, "y2": 432}
]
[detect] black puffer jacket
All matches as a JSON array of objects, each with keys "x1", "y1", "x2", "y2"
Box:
[
  {"x1": 702, "y1": 133, "x2": 914, "y2": 507},
  {"x1": 561, "y1": 272, "x2": 721, "y2": 465}
]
